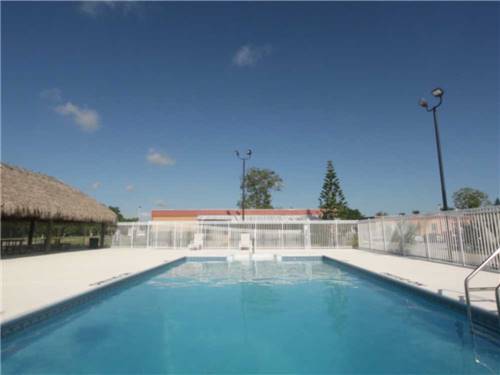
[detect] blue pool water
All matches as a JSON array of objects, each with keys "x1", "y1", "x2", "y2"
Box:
[{"x1": 2, "y1": 259, "x2": 500, "y2": 374}]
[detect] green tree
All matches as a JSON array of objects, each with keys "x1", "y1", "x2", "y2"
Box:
[
  {"x1": 452, "y1": 187, "x2": 490, "y2": 209},
  {"x1": 337, "y1": 207, "x2": 364, "y2": 220},
  {"x1": 109, "y1": 206, "x2": 125, "y2": 221},
  {"x1": 318, "y1": 161, "x2": 347, "y2": 219},
  {"x1": 495, "y1": 198, "x2": 500, "y2": 206},
  {"x1": 108, "y1": 206, "x2": 138, "y2": 222},
  {"x1": 239, "y1": 168, "x2": 283, "y2": 209}
]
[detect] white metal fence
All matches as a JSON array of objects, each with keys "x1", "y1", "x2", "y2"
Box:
[
  {"x1": 112, "y1": 220, "x2": 358, "y2": 250},
  {"x1": 112, "y1": 208, "x2": 499, "y2": 270},
  {"x1": 358, "y1": 207, "x2": 500, "y2": 270}
]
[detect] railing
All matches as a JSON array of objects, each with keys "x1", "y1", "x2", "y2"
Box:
[
  {"x1": 358, "y1": 206, "x2": 500, "y2": 271},
  {"x1": 464, "y1": 246, "x2": 500, "y2": 324},
  {"x1": 113, "y1": 208, "x2": 499, "y2": 268},
  {"x1": 112, "y1": 220, "x2": 358, "y2": 250}
]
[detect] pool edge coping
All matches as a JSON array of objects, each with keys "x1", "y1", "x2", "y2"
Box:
[
  {"x1": 322, "y1": 255, "x2": 500, "y2": 335},
  {"x1": 1, "y1": 255, "x2": 240, "y2": 338},
  {"x1": 2, "y1": 254, "x2": 499, "y2": 339},
  {"x1": 1, "y1": 256, "x2": 188, "y2": 338}
]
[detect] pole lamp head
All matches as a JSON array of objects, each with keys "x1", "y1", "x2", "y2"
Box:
[
  {"x1": 246, "y1": 149, "x2": 252, "y2": 157},
  {"x1": 419, "y1": 98, "x2": 429, "y2": 109},
  {"x1": 235, "y1": 150, "x2": 240, "y2": 157},
  {"x1": 431, "y1": 87, "x2": 444, "y2": 98}
]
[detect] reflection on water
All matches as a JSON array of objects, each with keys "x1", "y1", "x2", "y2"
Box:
[
  {"x1": 324, "y1": 279, "x2": 349, "y2": 335},
  {"x1": 149, "y1": 261, "x2": 355, "y2": 288},
  {"x1": 2, "y1": 260, "x2": 499, "y2": 374},
  {"x1": 147, "y1": 261, "x2": 499, "y2": 374}
]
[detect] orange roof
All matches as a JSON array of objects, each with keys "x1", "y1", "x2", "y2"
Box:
[{"x1": 152, "y1": 209, "x2": 321, "y2": 218}]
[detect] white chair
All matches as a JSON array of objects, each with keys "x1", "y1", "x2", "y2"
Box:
[
  {"x1": 189, "y1": 233, "x2": 203, "y2": 250},
  {"x1": 239, "y1": 233, "x2": 252, "y2": 251}
]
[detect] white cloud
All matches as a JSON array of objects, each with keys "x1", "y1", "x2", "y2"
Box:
[
  {"x1": 126, "y1": 184, "x2": 135, "y2": 192},
  {"x1": 40, "y1": 88, "x2": 62, "y2": 102},
  {"x1": 232, "y1": 44, "x2": 272, "y2": 67},
  {"x1": 79, "y1": 1, "x2": 139, "y2": 17},
  {"x1": 41, "y1": 89, "x2": 101, "y2": 132},
  {"x1": 79, "y1": 1, "x2": 110, "y2": 16},
  {"x1": 54, "y1": 102, "x2": 100, "y2": 132},
  {"x1": 91, "y1": 181, "x2": 101, "y2": 189},
  {"x1": 147, "y1": 148, "x2": 175, "y2": 166}
]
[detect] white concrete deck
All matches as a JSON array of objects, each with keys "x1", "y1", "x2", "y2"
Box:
[
  {"x1": 1, "y1": 248, "x2": 498, "y2": 324},
  {"x1": 1, "y1": 249, "x2": 184, "y2": 323},
  {"x1": 325, "y1": 250, "x2": 499, "y2": 314}
]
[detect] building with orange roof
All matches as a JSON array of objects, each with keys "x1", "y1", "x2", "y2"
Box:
[{"x1": 151, "y1": 209, "x2": 322, "y2": 222}]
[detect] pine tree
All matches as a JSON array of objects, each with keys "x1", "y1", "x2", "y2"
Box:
[
  {"x1": 319, "y1": 161, "x2": 347, "y2": 219},
  {"x1": 495, "y1": 197, "x2": 500, "y2": 206}
]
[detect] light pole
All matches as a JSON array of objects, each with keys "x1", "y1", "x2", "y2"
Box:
[
  {"x1": 235, "y1": 149, "x2": 252, "y2": 221},
  {"x1": 420, "y1": 87, "x2": 449, "y2": 211}
]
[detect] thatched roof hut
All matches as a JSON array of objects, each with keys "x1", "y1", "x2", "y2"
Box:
[{"x1": 1, "y1": 163, "x2": 116, "y2": 224}]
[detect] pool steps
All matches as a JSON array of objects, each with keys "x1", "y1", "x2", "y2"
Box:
[{"x1": 227, "y1": 253, "x2": 281, "y2": 262}]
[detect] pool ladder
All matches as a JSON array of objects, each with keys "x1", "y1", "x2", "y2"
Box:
[
  {"x1": 464, "y1": 246, "x2": 500, "y2": 329},
  {"x1": 464, "y1": 247, "x2": 500, "y2": 373}
]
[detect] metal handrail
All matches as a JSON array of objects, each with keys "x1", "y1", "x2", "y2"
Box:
[{"x1": 464, "y1": 246, "x2": 500, "y2": 323}]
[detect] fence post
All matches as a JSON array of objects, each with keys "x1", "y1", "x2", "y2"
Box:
[
  {"x1": 227, "y1": 222, "x2": 231, "y2": 250},
  {"x1": 254, "y1": 223, "x2": 257, "y2": 251},
  {"x1": 356, "y1": 222, "x2": 359, "y2": 249},
  {"x1": 381, "y1": 216, "x2": 386, "y2": 252},
  {"x1": 399, "y1": 215, "x2": 405, "y2": 256},
  {"x1": 131, "y1": 223, "x2": 135, "y2": 248},
  {"x1": 174, "y1": 222, "x2": 177, "y2": 249},
  {"x1": 155, "y1": 223, "x2": 159, "y2": 248},
  {"x1": 424, "y1": 229, "x2": 430, "y2": 259},
  {"x1": 306, "y1": 222, "x2": 311, "y2": 249},
  {"x1": 368, "y1": 219, "x2": 372, "y2": 250},
  {"x1": 335, "y1": 220, "x2": 339, "y2": 248},
  {"x1": 457, "y1": 216, "x2": 466, "y2": 266},
  {"x1": 146, "y1": 222, "x2": 150, "y2": 248},
  {"x1": 281, "y1": 223, "x2": 284, "y2": 249}
]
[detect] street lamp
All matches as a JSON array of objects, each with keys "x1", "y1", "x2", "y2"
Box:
[
  {"x1": 235, "y1": 149, "x2": 252, "y2": 221},
  {"x1": 420, "y1": 87, "x2": 449, "y2": 211}
]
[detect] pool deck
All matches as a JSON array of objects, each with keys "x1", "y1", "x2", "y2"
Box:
[{"x1": 1, "y1": 248, "x2": 499, "y2": 324}]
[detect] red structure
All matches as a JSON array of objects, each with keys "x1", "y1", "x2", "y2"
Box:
[{"x1": 151, "y1": 209, "x2": 321, "y2": 221}]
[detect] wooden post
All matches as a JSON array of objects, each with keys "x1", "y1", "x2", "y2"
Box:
[
  {"x1": 100, "y1": 223, "x2": 106, "y2": 248},
  {"x1": 28, "y1": 219, "x2": 35, "y2": 246},
  {"x1": 45, "y1": 220, "x2": 53, "y2": 251}
]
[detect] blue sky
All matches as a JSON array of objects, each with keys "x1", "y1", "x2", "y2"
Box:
[{"x1": 2, "y1": 2, "x2": 499, "y2": 217}]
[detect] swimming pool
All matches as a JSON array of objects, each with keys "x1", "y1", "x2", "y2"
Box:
[{"x1": 2, "y1": 259, "x2": 499, "y2": 374}]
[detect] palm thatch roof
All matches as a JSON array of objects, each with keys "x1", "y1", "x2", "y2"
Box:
[{"x1": 1, "y1": 163, "x2": 116, "y2": 223}]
